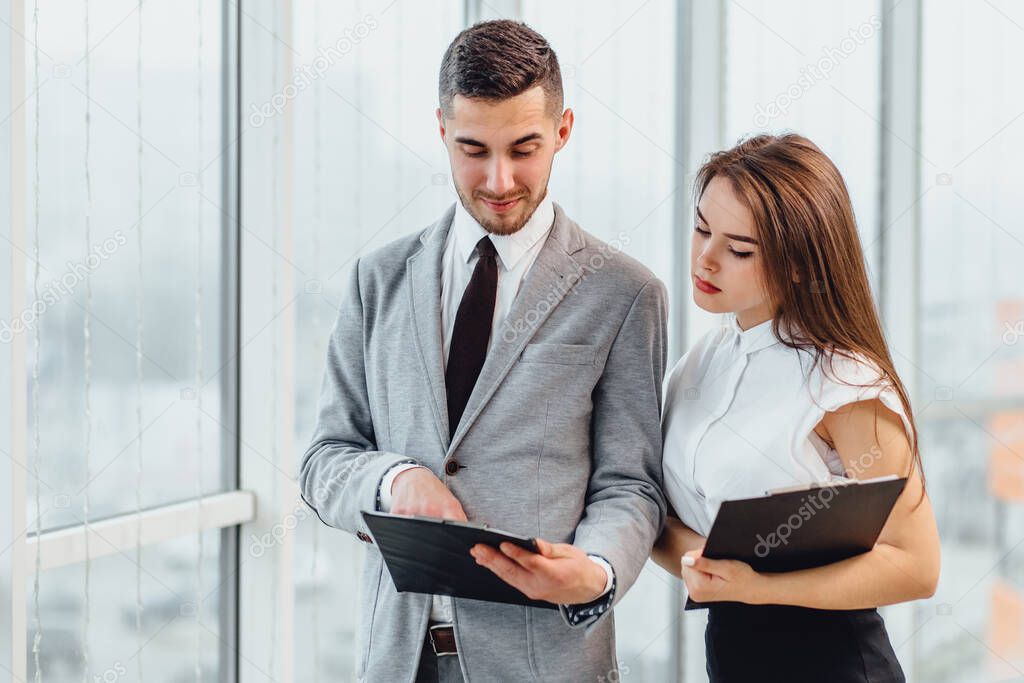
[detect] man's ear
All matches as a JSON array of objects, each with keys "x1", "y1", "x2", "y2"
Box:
[
  {"x1": 436, "y1": 107, "x2": 446, "y2": 142},
  {"x1": 554, "y1": 108, "x2": 574, "y2": 153}
]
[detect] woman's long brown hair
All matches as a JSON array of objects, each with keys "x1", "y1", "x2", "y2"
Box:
[{"x1": 695, "y1": 133, "x2": 924, "y2": 493}]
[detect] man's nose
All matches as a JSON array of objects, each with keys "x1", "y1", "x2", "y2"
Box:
[{"x1": 485, "y1": 157, "x2": 515, "y2": 196}]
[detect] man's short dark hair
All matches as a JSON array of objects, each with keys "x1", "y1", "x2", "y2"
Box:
[{"x1": 438, "y1": 20, "x2": 563, "y2": 120}]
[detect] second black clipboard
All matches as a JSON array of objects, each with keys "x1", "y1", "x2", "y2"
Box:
[{"x1": 684, "y1": 475, "x2": 907, "y2": 610}]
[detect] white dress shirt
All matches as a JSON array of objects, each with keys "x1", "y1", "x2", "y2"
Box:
[
  {"x1": 379, "y1": 192, "x2": 614, "y2": 623},
  {"x1": 661, "y1": 313, "x2": 914, "y2": 537}
]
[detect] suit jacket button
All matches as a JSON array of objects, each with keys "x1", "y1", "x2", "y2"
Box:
[{"x1": 445, "y1": 460, "x2": 459, "y2": 476}]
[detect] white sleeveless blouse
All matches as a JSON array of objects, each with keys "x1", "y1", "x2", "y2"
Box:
[{"x1": 661, "y1": 314, "x2": 913, "y2": 536}]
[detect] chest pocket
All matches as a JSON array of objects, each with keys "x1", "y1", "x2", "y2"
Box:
[{"x1": 519, "y1": 342, "x2": 596, "y2": 365}]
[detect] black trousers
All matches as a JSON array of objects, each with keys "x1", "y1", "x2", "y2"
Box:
[{"x1": 705, "y1": 603, "x2": 905, "y2": 682}]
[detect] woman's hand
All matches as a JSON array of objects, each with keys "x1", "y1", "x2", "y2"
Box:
[{"x1": 681, "y1": 547, "x2": 765, "y2": 604}]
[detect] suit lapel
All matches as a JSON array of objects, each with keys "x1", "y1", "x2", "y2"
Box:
[
  {"x1": 447, "y1": 203, "x2": 586, "y2": 455},
  {"x1": 407, "y1": 204, "x2": 456, "y2": 450}
]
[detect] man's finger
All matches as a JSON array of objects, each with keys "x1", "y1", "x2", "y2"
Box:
[
  {"x1": 444, "y1": 504, "x2": 468, "y2": 522},
  {"x1": 536, "y1": 538, "x2": 567, "y2": 558},
  {"x1": 440, "y1": 491, "x2": 468, "y2": 520},
  {"x1": 536, "y1": 539, "x2": 575, "y2": 559},
  {"x1": 474, "y1": 545, "x2": 531, "y2": 589},
  {"x1": 499, "y1": 543, "x2": 543, "y2": 571}
]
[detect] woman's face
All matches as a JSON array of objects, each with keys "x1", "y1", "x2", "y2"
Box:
[{"x1": 690, "y1": 175, "x2": 775, "y2": 330}]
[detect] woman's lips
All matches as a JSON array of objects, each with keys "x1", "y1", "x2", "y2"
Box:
[
  {"x1": 481, "y1": 197, "x2": 521, "y2": 213},
  {"x1": 694, "y1": 275, "x2": 721, "y2": 294}
]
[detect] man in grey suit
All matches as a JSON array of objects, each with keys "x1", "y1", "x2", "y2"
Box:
[{"x1": 300, "y1": 19, "x2": 667, "y2": 682}]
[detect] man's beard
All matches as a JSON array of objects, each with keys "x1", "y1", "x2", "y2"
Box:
[{"x1": 454, "y1": 184, "x2": 546, "y2": 236}]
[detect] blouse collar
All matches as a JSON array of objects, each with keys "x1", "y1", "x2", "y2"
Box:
[{"x1": 728, "y1": 313, "x2": 783, "y2": 355}]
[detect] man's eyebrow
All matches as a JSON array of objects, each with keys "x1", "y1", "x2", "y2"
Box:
[
  {"x1": 695, "y1": 207, "x2": 759, "y2": 245},
  {"x1": 512, "y1": 132, "x2": 543, "y2": 146},
  {"x1": 453, "y1": 133, "x2": 544, "y2": 148}
]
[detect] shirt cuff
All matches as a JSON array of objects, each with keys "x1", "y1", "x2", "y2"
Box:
[
  {"x1": 376, "y1": 461, "x2": 423, "y2": 512},
  {"x1": 588, "y1": 554, "x2": 615, "y2": 597},
  {"x1": 560, "y1": 555, "x2": 617, "y2": 626}
]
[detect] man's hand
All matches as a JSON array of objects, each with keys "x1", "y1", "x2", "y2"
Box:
[
  {"x1": 390, "y1": 467, "x2": 468, "y2": 521},
  {"x1": 470, "y1": 538, "x2": 608, "y2": 605}
]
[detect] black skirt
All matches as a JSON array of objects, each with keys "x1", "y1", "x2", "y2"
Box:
[{"x1": 705, "y1": 603, "x2": 905, "y2": 683}]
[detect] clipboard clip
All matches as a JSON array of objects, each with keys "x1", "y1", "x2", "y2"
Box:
[{"x1": 764, "y1": 473, "x2": 900, "y2": 497}]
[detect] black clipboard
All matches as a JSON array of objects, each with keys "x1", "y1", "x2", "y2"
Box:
[
  {"x1": 361, "y1": 510, "x2": 559, "y2": 610},
  {"x1": 684, "y1": 475, "x2": 907, "y2": 610}
]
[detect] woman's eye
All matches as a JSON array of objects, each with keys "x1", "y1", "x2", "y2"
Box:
[
  {"x1": 694, "y1": 225, "x2": 710, "y2": 237},
  {"x1": 730, "y1": 249, "x2": 754, "y2": 259}
]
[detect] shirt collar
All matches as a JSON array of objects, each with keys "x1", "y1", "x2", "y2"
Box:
[
  {"x1": 452, "y1": 192, "x2": 555, "y2": 271},
  {"x1": 728, "y1": 313, "x2": 783, "y2": 355}
]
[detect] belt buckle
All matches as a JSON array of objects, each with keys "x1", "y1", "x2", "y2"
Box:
[{"x1": 429, "y1": 623, "x2": 457, "y2": 657}]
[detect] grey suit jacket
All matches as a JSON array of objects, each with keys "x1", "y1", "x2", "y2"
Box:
[{"x1": 300, "y1": 202, "x2": 668, "y2": 682}]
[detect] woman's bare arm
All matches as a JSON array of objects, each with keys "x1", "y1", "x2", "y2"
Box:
[
  {"x1": 746, "y1": 398, "x2": 940, "y2": 608},
  {"x1": 652, "y1": 514, "x2": 706, "y2": 579}
]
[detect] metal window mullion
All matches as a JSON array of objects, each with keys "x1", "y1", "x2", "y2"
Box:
[
  {"x1": 878, "y1": 0, "x2": 923, "y2": 393},
  {"x1": 673, "y1": 4, "x2": 726, "y2": 681},
  {"x1": 237, "y1": 0, "x2": 296, "y2": 680},
  {"x1": 675, "y1": 0, "x2": 726, "y2": 365},
  {"x1": 220, "y1": 0, "x2": 242, "y2": 680},
  {"x1": 877, "y1": 1, "x2": 924, "y2": 680}
]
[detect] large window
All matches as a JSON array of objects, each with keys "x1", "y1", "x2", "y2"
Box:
[
  {"x1": 909, "y1": 1, "x2": 1024, "y2": 680},
  {"x1": 23, "y1": 1, "x2": 235, "y2": 681},
  {"x1": 30, "y1": 531, "x2": 224, "y2": 681},
  {"x1": 26, "y1": 0, "x2": 229, "y2": 526},
  {"x1": 723, "y1": 0, "x2": 882, "y2": 277}
]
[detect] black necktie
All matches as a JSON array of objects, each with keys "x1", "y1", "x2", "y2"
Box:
[{"x1": 446, "y1": 236, "x2": 498, "y2": 437}]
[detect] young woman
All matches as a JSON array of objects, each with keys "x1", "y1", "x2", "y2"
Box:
[{"x1": 652, "y1": 134, "x2": 940, "y2": 682}]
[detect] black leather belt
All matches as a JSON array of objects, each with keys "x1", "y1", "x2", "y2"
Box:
[{"x1": 428, "y1": 623, "x2": 457, "y2": 656}]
